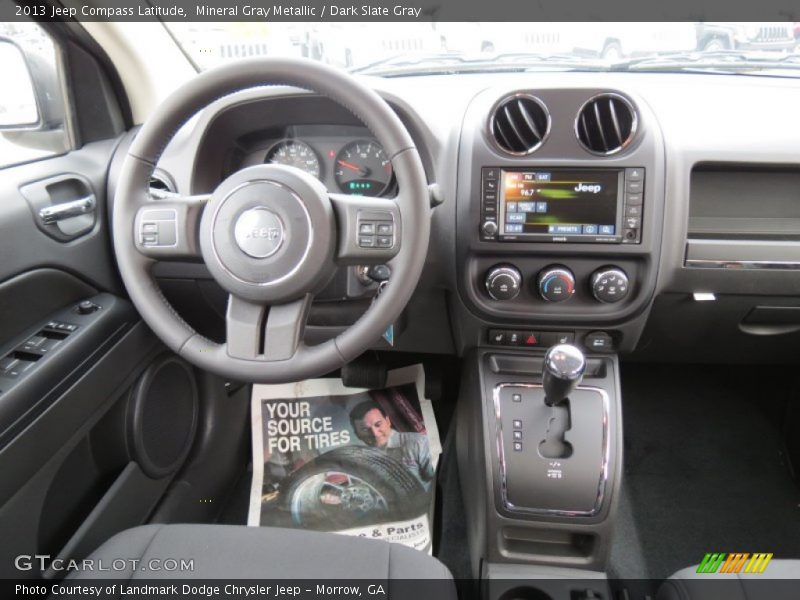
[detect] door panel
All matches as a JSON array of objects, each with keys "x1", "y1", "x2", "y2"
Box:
[
  {"x1": 0, "y1": 138, "x2": 123, "y2": 292},
  {"x1": 0, "y1": 85, "x2": 165, "y2": 580}
]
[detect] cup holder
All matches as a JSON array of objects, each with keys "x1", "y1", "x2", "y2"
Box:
[{"x1": 497, "y1": 587, "x2": 554, "y2": 600}]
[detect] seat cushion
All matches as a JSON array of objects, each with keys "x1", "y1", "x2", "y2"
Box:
[
  {"x1": 68, "y1": 524, "x2": 454, "y2": 592},
  {"x1": 657, "y1": 559, "x2": 800, "y2": 600}
]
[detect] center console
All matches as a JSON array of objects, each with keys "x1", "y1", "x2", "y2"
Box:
[
  {"x1": 453, "y1": 86, "x2": 665, "y2": 357},
  {"x1": 453, "y1": 85, "x2": 666, "y2": 596},
  {"x1": 457, "y1": 347, "x2": 622, "y2": 571}
]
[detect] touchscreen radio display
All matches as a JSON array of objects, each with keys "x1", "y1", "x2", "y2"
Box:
[{"x1": 498, "y1": 169, "x2": 623, "y2": 241}]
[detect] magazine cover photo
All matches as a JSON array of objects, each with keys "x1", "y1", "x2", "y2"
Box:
[{"x1": 248, "y1": 365, "x2": 440, "y2": 551}]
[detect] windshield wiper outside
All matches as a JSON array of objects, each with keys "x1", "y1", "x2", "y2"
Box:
[
  {"x1": 352, "y1": 52, "x2": 608, "y2": 77},
  {"x1": 610, "y1": 50, "x2": 800, "y2": 73}
]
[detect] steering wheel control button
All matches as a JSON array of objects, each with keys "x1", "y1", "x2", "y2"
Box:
[
  {"x1": 584, "y1": 331, "x2": 614, "y2": 352},
  {"x1": 537, "y1": 266, "x2": 576, "y2": 302},
  {"x1": 233, "y1": 207, "x2": 285, "y2": 258},
  {"x1": 485, "y1": 265, "x2": 522, "y2": 301},
  {"x1": 356, "y1": 211, "x2": 394, "y2": 250},
  {"x1": 138, "y1": 209, "x2": 178, "y2": 247},
  {"x1": 591, "y1": 268, "x2": 630, "y2": 303}
]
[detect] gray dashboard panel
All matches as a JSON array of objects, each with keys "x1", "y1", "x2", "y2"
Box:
[{"x1": 117, "y1": 70, "x2": 800, "y2": 361}]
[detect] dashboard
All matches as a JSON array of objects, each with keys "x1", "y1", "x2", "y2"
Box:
[{"x1": 133, "y1": 71, "x2": 800, "y2": 364}]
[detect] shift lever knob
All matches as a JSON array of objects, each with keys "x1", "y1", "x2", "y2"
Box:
[{"x1": 543, "y1": 344, "x2": 586, "y2": 406}]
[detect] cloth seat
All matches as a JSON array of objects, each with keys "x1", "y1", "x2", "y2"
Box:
[
  {"x1": 657, "y1": 559, "x2": 800, "y2": 600},
  {"x1": 68, "y1": 524, "x2": 455, "y2": 597}
]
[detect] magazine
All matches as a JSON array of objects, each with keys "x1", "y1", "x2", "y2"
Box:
[{"x1": 248, "y1": 364, "x2": 441, "y2": 553}]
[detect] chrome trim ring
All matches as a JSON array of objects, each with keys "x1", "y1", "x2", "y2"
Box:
[
  {"x1": 574, "y1": 92, "x2": 639, "y2": 157},
  {"x1": 492, "y1": 382, "x2": 610, "y2": 517},
  {"x1": 487, "y1": 92, "x2": 552, "y2": 157}
]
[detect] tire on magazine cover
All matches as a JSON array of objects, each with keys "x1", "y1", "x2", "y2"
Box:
[{"x1": 282, "y1": 446, "x2": 428, "y2": 527}]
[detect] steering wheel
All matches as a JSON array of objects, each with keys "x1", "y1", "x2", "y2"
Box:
[{"x1": 113, "y1": 58, "x2": 430, "y2": 383}]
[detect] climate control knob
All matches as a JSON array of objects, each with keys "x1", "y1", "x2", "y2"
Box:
[
  {"x1": 537, "y1": 266, "x2": 576, "y2": 303},
  {"x1": 591, "y1": 267, "x2": 630, "y2": 303},
  {"x1": 485, "y1": 265, "x2": 522, "y2": 301}
]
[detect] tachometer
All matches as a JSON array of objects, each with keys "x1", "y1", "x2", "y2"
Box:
[
  {"x1": 265, "y1": 140, "x2": 321, "y2": 179},
  {"x1": 334, "y1": 141, "x2": 393, "y2": 196}
]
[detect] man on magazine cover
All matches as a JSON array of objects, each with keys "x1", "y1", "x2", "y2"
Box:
[{"x1": 349, "y1": 400, "x2": 435, "y2": 490}]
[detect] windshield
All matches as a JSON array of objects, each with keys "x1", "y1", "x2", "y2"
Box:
[{"x1": 166, "y1": 22, "x2": 800, "y2": 77}]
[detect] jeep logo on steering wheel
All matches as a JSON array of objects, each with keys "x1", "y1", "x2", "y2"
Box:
[
  {"x1": 234, "y1": 207, "x2": 285, "y2": 258},
  {"x1": 246, "y1": 227, "x2": 281, "y2": 240}
]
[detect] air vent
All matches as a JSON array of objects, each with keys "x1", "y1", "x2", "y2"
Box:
[
  {"x1": 149, "y1": 173, "x2": 174, "y2": 193},
  {"x1": 489, "y1": 94, "x2": 550, "y2": 155},
  {"x1": 575, "y1": 93, "x2": 638, "y2": 156}
]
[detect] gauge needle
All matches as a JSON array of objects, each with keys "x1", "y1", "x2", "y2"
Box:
[{"x1": 337, "y1": 160, "x2": 368, "y2": 176}]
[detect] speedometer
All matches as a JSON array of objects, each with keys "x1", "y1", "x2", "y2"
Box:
[
  {"x1": 334, "y1": 141, "x2": 393, "y2": 196},
  {"x1": 265, "y1": 140, "x2": 321, "y2": 179}
]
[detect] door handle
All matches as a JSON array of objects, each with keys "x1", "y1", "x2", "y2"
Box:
[{"x1": 38, "y1": 196, "x2": 96, "y2": 224}]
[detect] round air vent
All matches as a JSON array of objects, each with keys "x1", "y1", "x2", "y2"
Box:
[
  {"x1": 489, "y1": 93, "x2": 550, "y2": 155},
  {"x1": 575, "y1": 93, "x2": 638, "y2": 156},
  {"x1": 149, "y1": 170, "x2": 176, "y2": 196}
]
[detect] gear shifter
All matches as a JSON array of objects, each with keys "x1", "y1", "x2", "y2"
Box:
[{"x1": 543, "y1": 344, "x2": 586, "y2": 406}]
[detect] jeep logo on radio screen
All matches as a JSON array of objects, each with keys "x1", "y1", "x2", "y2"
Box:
[
  {"x1": 234, "y1": 207, "x2": 285, "y2": 258},
  {"x1": 574, "y1": 183, "x2": 603, "y2": 193}
]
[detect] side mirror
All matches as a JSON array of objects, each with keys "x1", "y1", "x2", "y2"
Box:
[{"x1": 0, "y1": 37, "x2": 41, "y2": 130}]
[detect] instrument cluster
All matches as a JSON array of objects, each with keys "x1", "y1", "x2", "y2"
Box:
[{"x1": 239, "y1": 126, "x2": 396, "y2": 197}]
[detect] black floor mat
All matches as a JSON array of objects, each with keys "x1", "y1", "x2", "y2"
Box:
[
  {"x1": 612, "y1": 363, "x2": 800, "y2": 581},
  {"x1": 216, "y1": 465, "x2": 252, "y2": 525}
]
